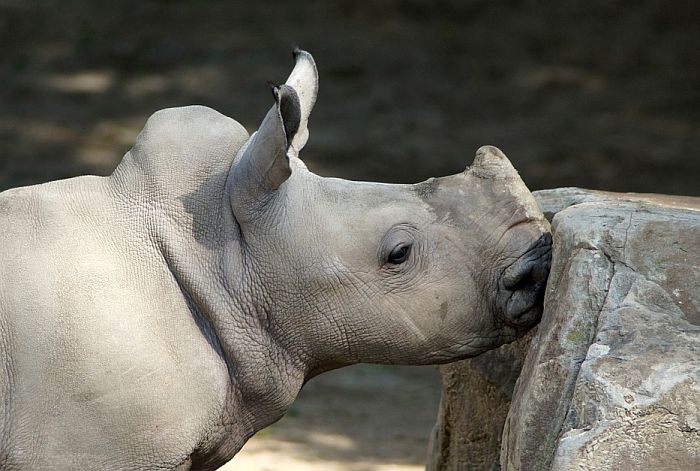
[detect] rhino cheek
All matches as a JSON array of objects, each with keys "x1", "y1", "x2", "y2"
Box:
[
  {"x1": 436, "y1": 306, "x2": 497, "y2": 351},
  {"x1": 390, "y1": 290, "x2": 496, "y2": 362}
]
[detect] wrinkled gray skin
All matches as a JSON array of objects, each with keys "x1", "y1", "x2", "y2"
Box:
[{"x1": 0, "y1": 51, "x2": 550, "y2": 470}]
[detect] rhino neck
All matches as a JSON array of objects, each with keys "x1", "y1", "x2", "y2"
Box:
[
  {"x1": 131, "y1": 179, "x2": 308, "y2": 445},
  {"x1": 109, "y1": 149, "x2": 308, "y2": 451}
]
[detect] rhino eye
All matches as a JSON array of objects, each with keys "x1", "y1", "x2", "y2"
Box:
[{"x1": 387, "y1": 244, "x2": 412, "y2": 265}]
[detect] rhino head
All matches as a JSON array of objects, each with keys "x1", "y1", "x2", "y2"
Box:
[{"x1": 226, "y1": 50, "x2": 551, "y2": 378}]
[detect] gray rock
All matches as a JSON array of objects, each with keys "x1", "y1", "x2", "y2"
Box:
[
  {"x1": 427, "y1": 333, "x2": 533, "y2": 471},
  {"x1": 428, "y1": 188, "x2": 700, "y2": 471},
  {"x1": 534, "y1": 187, "x2": 700, "y2": 222},
  {"x1": 502, "y1": 189, "x2": 700, "y2": 470}
]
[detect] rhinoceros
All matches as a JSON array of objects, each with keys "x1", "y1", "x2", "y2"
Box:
[{"x1": 0, "y1": 50, "x2": 551, "y2": 470}]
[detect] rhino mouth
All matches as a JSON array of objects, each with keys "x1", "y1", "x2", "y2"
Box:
[{"x1": 498, "y1": 233, "x2": 552, "y2": 328}]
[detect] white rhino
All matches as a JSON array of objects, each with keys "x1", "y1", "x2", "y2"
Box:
[{"x1": 0, "y1": 50, "x2": 551, "y2": 470}]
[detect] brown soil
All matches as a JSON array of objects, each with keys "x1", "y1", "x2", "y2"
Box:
[{"x1": 226, "y1": 365, "x2": 441, "y2": 471}]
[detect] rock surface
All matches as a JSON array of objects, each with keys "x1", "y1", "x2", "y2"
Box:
[
  {"x1": 427, "y1": 333, "x2": 533, "y2": 471},
  {"x1": 429, "y1": 188, "x2": 700, "y2": 470}
]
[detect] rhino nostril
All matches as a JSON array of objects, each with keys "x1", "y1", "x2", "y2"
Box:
[
  {"x1": 497, "y1": 233, "x2": 552, "y2": 327},
  {"x1": 503, "y1": 262, "x2": 532, "y2": 290},
  {"x1": 531, "y1": 258, "x2": 550, "y2": 284},
  {"x1": 508, "y1": 268, "x2": 535, "y2": 291},
  {"x1": 502, "y1": 235, "x2": 552, "y2": 290},
  {"x1": 503, "y1": 256, "x2": 549, "y2": 290}
]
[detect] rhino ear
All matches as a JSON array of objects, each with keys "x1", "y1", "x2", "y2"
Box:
[
  {"x1": 284, "y1": 48, "x2": 318, "y2": 154},
  {"x1": 230, "y1": 83, "x2": 301, "y2": 221}
]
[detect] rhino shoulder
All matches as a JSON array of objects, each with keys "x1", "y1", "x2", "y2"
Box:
[{"x1": 111, "y1": 105, "x2": 250, "y2": 199}]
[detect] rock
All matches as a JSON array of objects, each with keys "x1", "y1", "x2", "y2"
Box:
[
  {"x1": 428, "y1": 188, "x2": 700, "y2": 471},
  {"x1": 427, "y1": 333, "x2": 533, "y2": 471},
  {"x1": 534, "y1": 187, "x2": 700, "y2": 222},
  {"x1": 502, "y1": 189, "x2": 700, "y2": 470}
]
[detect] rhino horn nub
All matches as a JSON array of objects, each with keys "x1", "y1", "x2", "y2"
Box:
[
  {"x1": 468, "y1": 145, "x2": 520, "y2": 180},
  {"x1": 284, "y1": 48, "x2": 318, "y2": 153},
  {"x1": 230, "y1": 83, "x2": 301, "y2": 222}
]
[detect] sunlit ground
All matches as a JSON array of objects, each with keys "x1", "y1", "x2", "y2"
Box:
[{"x1": 223, "y1": 365, "x2": 441, "y2": 471}]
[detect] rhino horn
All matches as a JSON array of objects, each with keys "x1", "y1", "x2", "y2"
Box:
[
  {"x1": 469, "y1": 145, "x2": 520, "y2": 180},
  {"x1": 230, "y1": 83, "x2": 301, "y2": 221},
  {"x1": 285, "y1": 48, "x2": 318, "y2": 154}
]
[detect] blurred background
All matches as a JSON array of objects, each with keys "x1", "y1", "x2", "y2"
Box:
[{"x1": 1, "y1": 0, "x2": 698, "y2": 469}]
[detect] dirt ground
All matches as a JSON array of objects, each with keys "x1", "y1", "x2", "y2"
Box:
[
  {"x1": 0, "y1": 1, "x2": 698, "y2": 469},
  {"x1": 225, "y1": 365, "x2": 441, "y2": 471}
]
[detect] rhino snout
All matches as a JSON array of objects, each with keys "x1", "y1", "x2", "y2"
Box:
[{"x1": 497, "y1": 233, "x2": 552, "y2": 328}]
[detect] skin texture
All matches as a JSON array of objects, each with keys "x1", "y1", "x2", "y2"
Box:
[{"x1": 0, "y1": 51, "x2": 550, "y2": 470}]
